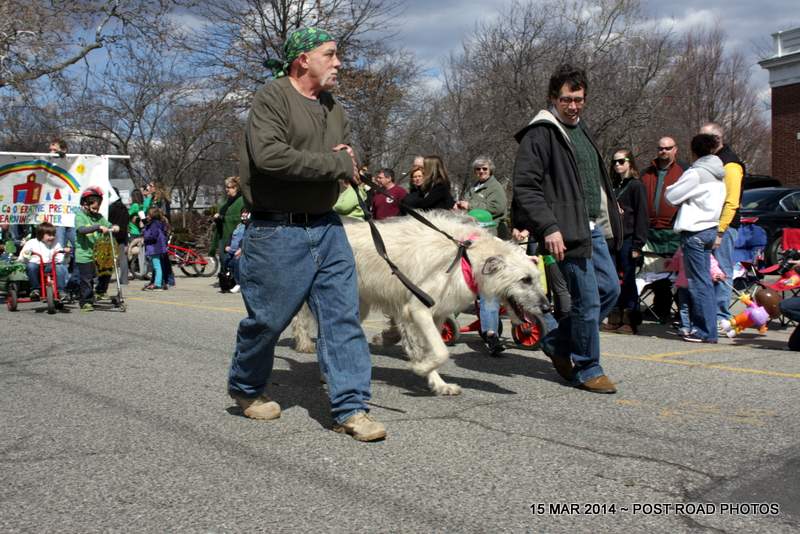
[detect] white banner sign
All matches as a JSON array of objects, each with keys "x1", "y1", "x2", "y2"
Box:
[{"x1": 0, "y1": 154, "x2": 115, "y2": 227}]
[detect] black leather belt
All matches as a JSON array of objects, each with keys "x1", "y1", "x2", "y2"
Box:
[{"x1": 250, "y1": 211, "x2": 328, "y2": 225}]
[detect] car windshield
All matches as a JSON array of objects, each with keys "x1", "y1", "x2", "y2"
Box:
[{"x1": 741, "y1": 189, "x2": 784, "y2": 210}]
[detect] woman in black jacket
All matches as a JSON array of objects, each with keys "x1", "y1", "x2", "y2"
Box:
[
  {"x1": 603, "y1": 149, "x2": 648, "y2": 334},
  {"x1": 402, "y1": 155, "x2": 455, "y2": 211}
]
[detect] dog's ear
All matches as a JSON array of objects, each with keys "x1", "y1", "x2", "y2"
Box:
[{"x1": 482, "y1": 256, "x2": 505, "y2": 275}]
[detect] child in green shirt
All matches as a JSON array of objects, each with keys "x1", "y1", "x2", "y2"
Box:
[{"x1": 74, "y1": 187, "x2": 118, "y2": 311}]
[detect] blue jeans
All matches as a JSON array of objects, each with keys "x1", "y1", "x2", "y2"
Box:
[
  {"x1": 681, "y1": 227, "x2": 718, "y2": 341},
  {"x1": 541, "y1": 225, "x2": 619, "y2": 384},
  {"x1": 592, "y1": 226, "x2": 621, "y2": 323},
  {"x1": 713, "y1": 227, "x2": 737, "y2": 321},
  {"x1": 227, "y1": 213, "x2": 372, "y2": 424},
  {"x1": 676, "y1": 287, "x2": 691, "y2": 332},
  {"x1": 479, "y1": 296, "x2": 500, "y2": 335},
  {"x1": 26, "y1": 262, "x2": 68, "y2": 292},
  {"x1": 55, "y1": 226, "x2": 79, "y2": 288}
]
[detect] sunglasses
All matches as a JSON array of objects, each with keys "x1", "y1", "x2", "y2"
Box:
[
  {"x1": 474, "y1": 167, "x2": 489, "y2": 171},
  {"x1": 612, "y1": 158, "x2": 629, "y2": 165},
  {"x1": 657, "y1": 145, "x2": 675, "y2": 151}
]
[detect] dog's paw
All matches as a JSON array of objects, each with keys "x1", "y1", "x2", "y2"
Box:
[
  {"x1": 432, "y1": 382, "x2": 462, "y2": 396},
  {"x1": 293, "y1": 340, "x2": 317, "y2": 353}
]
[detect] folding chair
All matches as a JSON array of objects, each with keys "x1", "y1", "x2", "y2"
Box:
[
  {"x1": 757, "y1": 228, "x2": 800, "y2": 326},
  {"x1": 636, "y1": 252, "x2": 676, "y2": 323}
]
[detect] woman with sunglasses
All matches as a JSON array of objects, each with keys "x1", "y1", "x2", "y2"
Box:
[{"x1": 602, "y1": 149, "x2": 648, "y2": 334}]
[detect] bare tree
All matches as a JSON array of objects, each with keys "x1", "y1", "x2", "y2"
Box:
[
  {"x1": 181, "y1": 0, "x2": 402, "y2": 98},
  {"x1": 0, "y1": 0, "x2": 184, "y2": 92}
]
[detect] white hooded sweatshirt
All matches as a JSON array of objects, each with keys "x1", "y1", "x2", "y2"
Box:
[{"x1": 665, "y1": 155, "x2": 726, "y2": 233}]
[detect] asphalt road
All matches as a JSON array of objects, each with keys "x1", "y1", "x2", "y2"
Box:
[{"x1": 2, "y1": 276, "x2": 799, "y2": 533}]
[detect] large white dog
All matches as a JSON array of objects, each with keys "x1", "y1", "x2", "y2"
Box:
[{"x1": 292, "y1": 211, "x2": 550, "y2": 395}]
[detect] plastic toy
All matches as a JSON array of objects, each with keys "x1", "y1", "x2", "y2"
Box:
[{"x1": 719, "y1": 294, "x2": 770, "y2": 338}]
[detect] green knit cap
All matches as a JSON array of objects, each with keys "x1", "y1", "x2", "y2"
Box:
[{"x1": 263, "y1": 27, "x2": 336, "y2": 78}]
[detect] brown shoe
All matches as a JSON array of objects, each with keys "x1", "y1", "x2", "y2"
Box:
[
  {"x1": 577, "y1": 375, "x2": 617, "y2": 394},
  {"x1": 601, "y1": 321, "x2": 622, "y2": 332},
  {"x1": 230, "y1": 393, "x2": 281, "y2": 420},
  {"x1": 333, "y1": 412, "x2": 386, "y2": 442},
  {"x1": 615, "y1": 323, "x2": 635, "y2": 335},
  {"x1": 549, "y1": 353, "x2": 574, "y2": 382}
]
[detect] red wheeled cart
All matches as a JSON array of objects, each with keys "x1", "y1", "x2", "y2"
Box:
[
  {"x1": 440, "y1": 300, "x2": 546, "y2": 349},
  {"x1": 6, "y1": 251, "x2": 69, "y2": 314}
]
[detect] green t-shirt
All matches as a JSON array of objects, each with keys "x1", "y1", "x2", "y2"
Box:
[
  {"x1": 564, "y1": 124, "x2": 602, "y2": 220},
  {"x1": 128, "y1": 202, "x2": 143, "y2": 237},
  {"x1": 74, "y1": 209, "x2": 112, "y2": 263}
]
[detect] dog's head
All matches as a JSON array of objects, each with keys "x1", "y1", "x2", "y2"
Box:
[{"x1": 474, "y1": 243, "x2": 550, "y2": 324}]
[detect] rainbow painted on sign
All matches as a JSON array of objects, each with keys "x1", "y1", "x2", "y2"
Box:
[{"x1": 0, "y1": 159, "x2": 80, "y2": 192}]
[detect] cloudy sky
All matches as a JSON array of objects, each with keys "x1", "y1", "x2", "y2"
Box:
[{"x1": 395, "y1": 0, "x2": 800, "y2": 94}]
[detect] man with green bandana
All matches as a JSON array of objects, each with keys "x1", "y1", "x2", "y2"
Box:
[{"x1": 227, "y1": 27, "x2": 386, "y2": 442}]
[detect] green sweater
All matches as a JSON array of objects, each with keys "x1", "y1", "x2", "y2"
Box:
[
  {"x1": 128, "y1": 203, "x2": 143, "y2": 237},
  {"x1": 333, "y1": 185, "x2": 366, "y2": 220},
  {"x1": 239, "y1": 76, "x2": 354, "y2": 214},
  {"x1": 564, "y1": 123, "x2": 602, "y2": 220},
  {"x1": 74, "y1": 209, "x2": 112, "y2": 263}
]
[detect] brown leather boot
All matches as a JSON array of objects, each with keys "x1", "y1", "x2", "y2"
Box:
[{"x1": 601, "y1": 308, "x2": 622, "y2": 332}]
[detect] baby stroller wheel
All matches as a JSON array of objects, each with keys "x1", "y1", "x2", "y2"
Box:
[
  {"x1": 512, "y1": 317, "x2": 545, "y2": 349},
  {"x1": 441, "y1": 316, "x2": 460, "y2": 346},
  {"x1": 6, "y1": 283, "x2": 18, "y2": 311}
]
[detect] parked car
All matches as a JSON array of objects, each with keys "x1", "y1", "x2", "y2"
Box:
[
  {"x1": 743, "y1": 174, "x2": 782, "y2": 190},
  {"x1": 739, "y1": 187, "x2": 800, "y2": 265}
]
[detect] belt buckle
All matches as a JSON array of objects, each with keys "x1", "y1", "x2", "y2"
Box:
[{"x1": 288, "y1": 212, "x2": 308, "y2": 225}]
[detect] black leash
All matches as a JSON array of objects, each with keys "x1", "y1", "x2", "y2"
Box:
[
  {"x1": 349, "y1": 178, "x2": 435, "y2": 308},
  {"x1": 363, "y1": 177, "x2": 477, "y2": 274}
]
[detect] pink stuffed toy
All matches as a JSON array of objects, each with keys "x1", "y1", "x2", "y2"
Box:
[{"x1": 720, "y1": 295, "x2": 770, "y2": 338}]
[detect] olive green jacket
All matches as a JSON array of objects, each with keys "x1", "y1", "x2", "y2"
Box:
[{"x1": 239, "y1": 76, "x2": 354, "y2": 214}]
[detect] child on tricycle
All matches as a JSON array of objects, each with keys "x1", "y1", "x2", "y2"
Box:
[{"x1": 19, "y1": 221, "x2": 69, "y2": 301}]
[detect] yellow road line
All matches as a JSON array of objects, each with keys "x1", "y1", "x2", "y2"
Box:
[
  {"x1": 127, "y1": 297, "x2": 800, "y2": 379},
  {"x1": 604, "y1": 351, "x2": 800, "y2": 379},
  {"x1": 127, "y1": 297, "x2": 244, "y2": 313},
  {"x1": 126, "y1": 297, "x2": 387, "y2": 328}
]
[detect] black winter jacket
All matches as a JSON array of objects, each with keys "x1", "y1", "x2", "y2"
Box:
[
  {"x1": 512, "y1": 110, "x2": 622, "y2": 259},
  {"x1": 614, "y1": 177, "x2": 648, "y2": 251}
]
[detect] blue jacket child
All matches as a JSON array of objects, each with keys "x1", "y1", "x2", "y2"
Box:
[{"x1": 142, "y1": 208, "x2": 168, "y2": 290}]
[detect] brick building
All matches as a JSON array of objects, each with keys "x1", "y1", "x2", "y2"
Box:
[{"x1": 760, "y1": 28, "x2": 800, "y2": 186}]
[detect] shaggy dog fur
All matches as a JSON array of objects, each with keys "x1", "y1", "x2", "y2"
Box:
[{"x1": 291, "y1": 211, "x2": 550, "y2": 395}]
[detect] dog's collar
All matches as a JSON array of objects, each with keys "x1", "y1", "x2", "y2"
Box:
[
  {"x1": 461, "y1": 255, "x2": 479, "y2": 294},
  {"x1": 446, "y1": 233, "x2": 480, "y2": 294}
]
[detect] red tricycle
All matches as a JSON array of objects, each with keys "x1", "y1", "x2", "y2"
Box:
[
  {"x1": 440, "y1": 300, "x2": 546, "y2": 349},
  {"x1": 6, "y1": 251, "x2": 69, "y2": 314}
]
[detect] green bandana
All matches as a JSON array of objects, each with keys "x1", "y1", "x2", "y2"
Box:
[{"x1": 264, "y1": 27, "x2": 336, "y2": 78}]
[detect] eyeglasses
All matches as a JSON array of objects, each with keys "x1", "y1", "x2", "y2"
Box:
[
  {"x1": 612, "y1": 158, "x2": 629, "y2": 165},
  {"x1": 558, "y1": 96, "x2": 585, "y2": 105},
  {"x1": 657, "y1": 145, "x2": 675, "y2": 151},
  {"x1": 474, "y1": 167, "x2": 489, "y2": 171}
]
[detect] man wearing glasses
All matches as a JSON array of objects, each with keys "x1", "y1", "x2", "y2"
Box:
[
  {"x1": 512, "y1": 64, "x2": 622, "y2": 394},
  {"x1": 640, "y1": 137, "x2": 686, "y2": 323}
]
